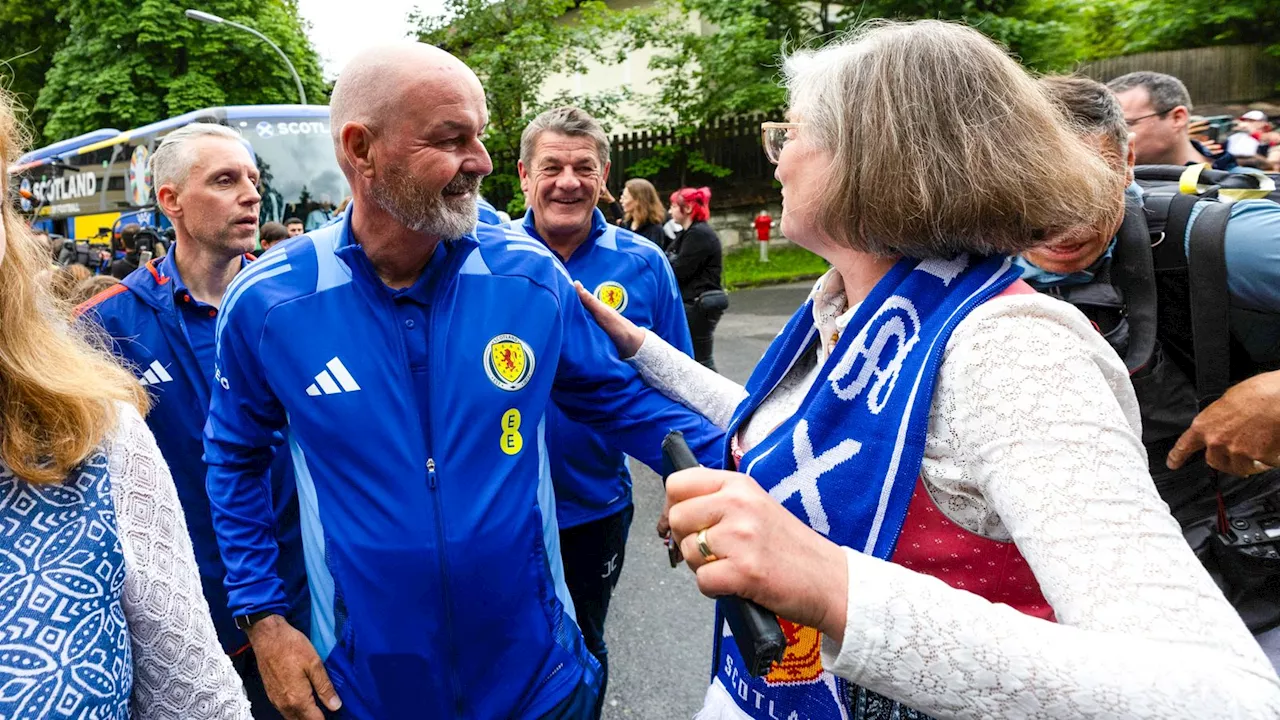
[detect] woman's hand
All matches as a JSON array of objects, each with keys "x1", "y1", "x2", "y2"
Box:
[
  {"x1": 665, "y1": 467, "x2": 850, "y2": 642},
  {"x1": 574, "y1": 281, "x2": 646, "y2": 358}
]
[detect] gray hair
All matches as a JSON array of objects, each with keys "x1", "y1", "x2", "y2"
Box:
[
  {"x1": 781, "y1": 20, "x2": 1116, "y2": 258},
  {"x1": 150, "y1": 122, "x2": 247, "y2": 191},
  {"x1": 519, "y1": 106, "x2": 610, "y2": 170},
  {"x1": 1040, "y1": 76, "x2": 1129, "y2": 153},
  {"x1": 1107, "y1": 71, "x2": 1193, "y2": 114}
]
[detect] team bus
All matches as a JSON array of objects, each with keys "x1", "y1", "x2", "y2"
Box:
[{"x1": 11, "y1": 104, "x2": 348, "y2": 242}]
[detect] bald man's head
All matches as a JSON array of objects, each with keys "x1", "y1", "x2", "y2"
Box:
[
  {"x1": 330, "y1": 42, "x2": 492, "y2": 240},
  {"x1": 330, "y1": 43, "x2": 482, "y2": 153}
]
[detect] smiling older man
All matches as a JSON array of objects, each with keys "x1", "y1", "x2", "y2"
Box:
[{"x1": 513, "y1": 106, "x2": 693, "y2": 717}]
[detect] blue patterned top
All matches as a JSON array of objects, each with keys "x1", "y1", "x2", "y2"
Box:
[{"x1": 0, "y1": 450, "x2": 132, "y2": 718}]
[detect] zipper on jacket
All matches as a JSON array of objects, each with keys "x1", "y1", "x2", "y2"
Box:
[
  {"x1": 371, "y1": 248, "x2": 467, "y2": 717},
  {"x1": 427, "y1": 453, "x2": 463, "y2": 717},
  {"x1": 422, "y1": 259, "x2": 467, "y2": 718}
]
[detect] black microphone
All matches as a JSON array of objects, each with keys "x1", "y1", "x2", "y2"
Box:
[{"x1": 661, "y1": 430, "x2": 787, "y2": 677}]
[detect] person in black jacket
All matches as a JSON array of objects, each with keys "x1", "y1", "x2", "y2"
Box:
[
  {"x1": 109, "y1": 224, "x2": 143, "y2": 279},
  {"x1": 668, "y1": 186, "x2": 724, "y2": 370},
  {"x1": 621, "y1": 178, "x2": 669, "y2": 250}
]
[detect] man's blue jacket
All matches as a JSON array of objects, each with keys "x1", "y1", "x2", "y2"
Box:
[
  {"x1": 78, "y1": 254, "x2": 308, "y2": 654},
  {"x1": 515, "y1": 209, "x2": 693, "y2": 528},
  {"x1": 203, "y1": 212, "x2": 724, "y2": 719}
]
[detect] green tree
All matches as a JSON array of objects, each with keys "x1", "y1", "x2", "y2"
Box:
[
  {"x1": 615, "y1": 0, "x2": 809, "y2": 184},
  {"x1": 841, "y1": 0, "x2": 1084, "y2": 70},
  {"x1": 35, "y1": 0, "x2": 326, "y2": 144},
  {"x1": 1116, "y1": 0, "x2": 1279, "y2": 57},
  {"x1": 0, "y1": 0, "x2": 69, "y2": 138},
  {"x1": 416, "y1": 0, "x2": 626, "y2": 214}
]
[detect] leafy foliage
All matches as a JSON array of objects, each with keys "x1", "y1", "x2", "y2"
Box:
[
  {"x1": 416, "y1": 0, "x2": 628, "y2": 214},
  {"x1": 0, "y1": 1, "x2": 68, "y2": 138},
  {"x1": 1110, "y1": 0, "x2": 1280, "y2": 57},
  {"x1": 35, "y1": 0, "x2": 326, "y2": 143}
]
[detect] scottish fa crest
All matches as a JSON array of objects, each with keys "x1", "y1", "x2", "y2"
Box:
[
  {"x1": 484, "y1": 334, "x2": 535, "y2": 391},
  {"x1": 594, "y1": 281, "x2": 628, "y2": 312}
]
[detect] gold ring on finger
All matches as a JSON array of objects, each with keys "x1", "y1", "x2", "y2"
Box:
[{"x1": 696, "y1": 528, "x2": 718, "y2": 562}]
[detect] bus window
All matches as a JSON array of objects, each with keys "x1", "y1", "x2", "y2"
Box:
[{"x1": 228, "y1": 116, "x2": 349, "y2": 228}]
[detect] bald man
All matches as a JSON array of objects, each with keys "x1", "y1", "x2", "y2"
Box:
[{"x1": 204, "y1": 44, "x2": 723, "y2": 719}]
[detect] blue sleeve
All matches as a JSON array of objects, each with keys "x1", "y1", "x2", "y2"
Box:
[
  {"x1": 1187, "y1": 200, "x2": 1280, "y2": 314},
  {"x1": 203, "y1": 297, "x2": 289, "y2": 619},
  {"x1": 648, "y1": 253, "x2": 695, "y2": 358},
  {"x1": 551, "y1": 274, "x2": 724, "y2": 470}
]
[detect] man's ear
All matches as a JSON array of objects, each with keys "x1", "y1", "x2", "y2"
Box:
[
  {"x1": 341, "y1": 122, "x2": 376, "y2": 179},
  {"x1": 1125, "y1": 139, "x2": 1136, "y2": 185},
  {"x1": 156, "y1": 184, "x2": 182, "y2": 219},
  {"x1": 1170, "y1": 105, "x2": 1191, "y2": 132},
  {"x1": 517, "y1": 159, "x2": 531, "y2": 197}
]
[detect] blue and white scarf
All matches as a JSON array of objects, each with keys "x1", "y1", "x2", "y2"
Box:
[{"x1": 708, "y1": 254, "x2": 1021, "y2": 720}]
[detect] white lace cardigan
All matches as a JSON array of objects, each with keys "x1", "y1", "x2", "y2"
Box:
[
  {"x1": 630, "y1": 272, "x2": 1280, "y2": 719},
  {"x1": 108, "y1": 403, "x2": 252, "y2": 718}
]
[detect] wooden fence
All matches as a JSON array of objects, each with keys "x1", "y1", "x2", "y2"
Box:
[
  {"x1": 1079, "y1": 44, "x2": 1280, "y2": 106},
  {"x1": 487, "y1": 112, "x2": 778, "y2": 211}
]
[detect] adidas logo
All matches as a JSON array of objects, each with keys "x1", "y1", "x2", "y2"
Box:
[
  {"x1": 306, "y1": 357, "x2": 362, "y2": 396},
  {"x1": 137, "y1": 360, "x2": 173, "y2": 387}
]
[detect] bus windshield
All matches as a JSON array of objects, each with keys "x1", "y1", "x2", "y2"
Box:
[{"x1": 229, "y1": 115, "x2": 348, "y2": 229}]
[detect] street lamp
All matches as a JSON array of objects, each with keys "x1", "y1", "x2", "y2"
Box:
[{"x1": 184, "y1": 9, "x2": 308, "y2": 106}]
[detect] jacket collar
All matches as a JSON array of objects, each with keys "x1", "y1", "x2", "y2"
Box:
[
  {"x1": 521, "y1": 207, "x2": 609, "y2": 263},
  {"x1": 331, "y1": 202, "x2": 478, "y2": 297},
  {"x1": 121, "y1": 248, "x2": 253, "y2": 312}
]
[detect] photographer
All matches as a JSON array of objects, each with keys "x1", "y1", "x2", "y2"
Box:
[
  {"x1": 1021, "y1": 75, "x2": 1280, "y2": 659},
  {"x1": 110, "y1": 223, "x2": 144, "y2": 279}
]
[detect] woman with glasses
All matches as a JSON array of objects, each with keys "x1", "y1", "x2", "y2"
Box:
[
  {"x1": 577, "y1": 20, "x2": 1280, "y2": 720},
  {"x1": 0, "y1": 87, "x2": 251, "y2": 719}
]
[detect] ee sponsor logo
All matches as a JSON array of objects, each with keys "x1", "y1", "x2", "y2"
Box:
[{"x1": 500, "y1": 408, "x2": 523, "y2": 455}]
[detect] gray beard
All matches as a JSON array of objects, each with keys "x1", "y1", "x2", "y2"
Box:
[{"x1": 373, "y1": 165, "x2": 480, "y2": 239}]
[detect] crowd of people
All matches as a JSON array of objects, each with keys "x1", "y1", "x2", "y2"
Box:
[{"x1": 2, "y1": 17, "x2": 1280, "y2": 720}]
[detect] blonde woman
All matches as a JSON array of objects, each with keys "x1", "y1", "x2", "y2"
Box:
[
  {"x1": 621, "y1": 178, "x2": 668, "y2": 249},
  {"x1": 579, "y1": 21, "x2": 1280, "y2": 720},
  {"x1": 0, "y1": 90, "x2": 250, "y2": 719}
]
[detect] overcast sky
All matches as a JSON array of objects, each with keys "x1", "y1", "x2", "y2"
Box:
[{"x1": 298, "y1": 0, "x2": 446, "y2": 79}]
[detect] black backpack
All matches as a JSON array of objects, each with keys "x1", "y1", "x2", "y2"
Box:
[{"x1": 1139, "y1": 165, "x2": 1280, "y2": 632}]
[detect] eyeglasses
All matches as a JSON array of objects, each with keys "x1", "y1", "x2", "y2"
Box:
[
  {"x1": 1125, "y1": 109, "x2": 1173, "y2": 128},
  {"x1": 761, "y1": 122, "x2": 803, "y2": 164}
]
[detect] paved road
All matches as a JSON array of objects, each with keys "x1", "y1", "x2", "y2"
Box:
[{"x1": 602, "y1": 282, "x2": 813, "y2": 719}]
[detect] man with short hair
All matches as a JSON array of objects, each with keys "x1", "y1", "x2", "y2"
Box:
[
  {"x1": 284, "y1": 216, "x2": 305, "y2": 237},
  {"x1": 259, "y1": 220, "x2": 289, "y2": 254},
  {"x1": 78, "y1": 123, "x2": 308, "y2": 720},
  {"x1": 514, "y1": 106, "x2": 693, "y2": 715},
  {"x1": 110, "y1": 223, "x2": 143, "y2": 279},
  {"x1": 204, "y1": 43, "x2": 722, "y2": 720},
  {"x1": 1108, "y1": 71, "x2": 1237, "y2": 170}
]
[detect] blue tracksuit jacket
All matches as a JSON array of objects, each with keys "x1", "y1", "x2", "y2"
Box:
[
  {"x1": 203, "y1": 211, "x2": 723, "y2": 719},
  {"x1": 516, "y1": 209, "x2": 693, "y2": 528},
  {"x1": 77, "y1": 254, "x2": 308, "y2": 654}
]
